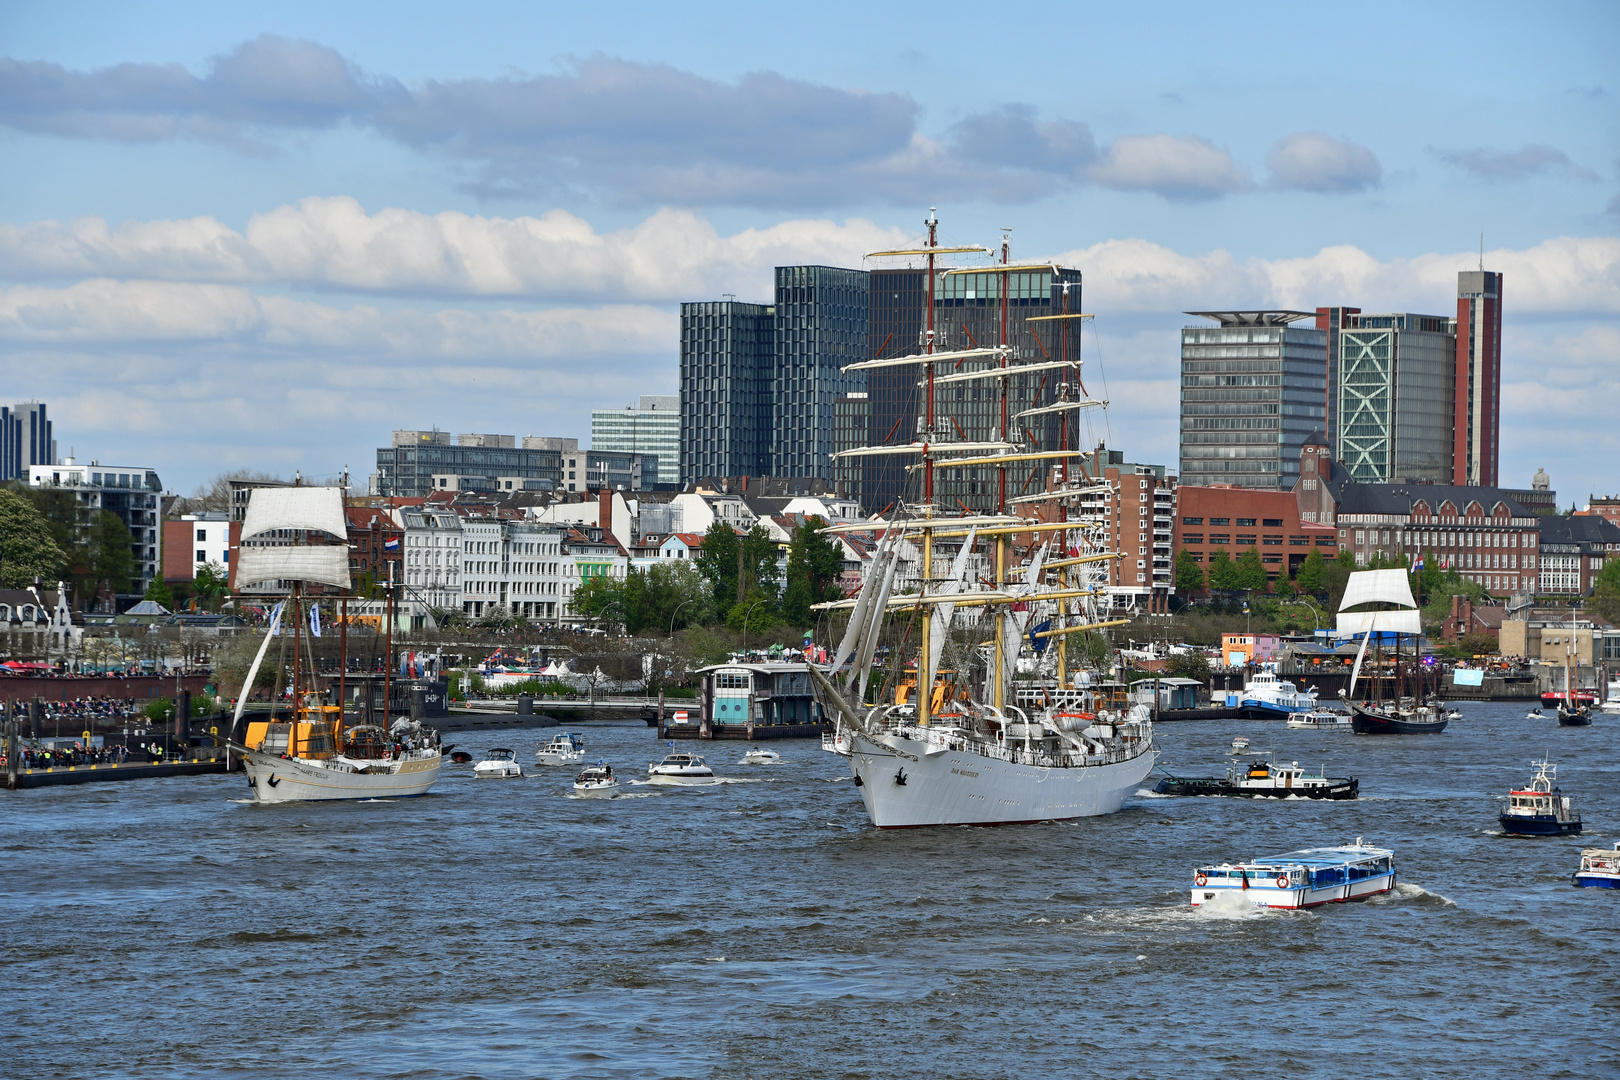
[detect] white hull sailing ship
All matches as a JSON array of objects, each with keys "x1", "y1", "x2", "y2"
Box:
[
  {"x1": 228, "y1": 484, "x2": 442, "y2": 802},
  {"x1": 808, "y1": 212, "x2": 1155, "y2": 828}
]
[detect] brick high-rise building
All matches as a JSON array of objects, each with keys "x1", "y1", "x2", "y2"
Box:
[{"x1": 1454, "y1": 270, "x2": 1502, "y2": 487}]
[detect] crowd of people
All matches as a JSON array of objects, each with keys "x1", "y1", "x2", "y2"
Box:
[
  {"x1": 10, "y1": 742, "x2": 133, "y2": 769},
  {"x1": 36, "y1": 697, "x2": 146, "y2": 724}
]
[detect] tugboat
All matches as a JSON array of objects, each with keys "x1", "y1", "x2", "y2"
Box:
[
  {"x1": 1190, "y1": 838, "x2": 1395, "y2": 909},
  {"x1": 1497, "y1": 760, "x2": 1582, "y2": 835},
  {"x1": 1573, "y1": 843, "x2": 1620, "y2": 888},
  {"x1": 1156, "y1": 759, "x2": 1358, "y2": 800}
]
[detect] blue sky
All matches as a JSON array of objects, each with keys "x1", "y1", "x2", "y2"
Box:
[{"x1": 2, "y1": 1, "x2": 1617, "y2": 498}]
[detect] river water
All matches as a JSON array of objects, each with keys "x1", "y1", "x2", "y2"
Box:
[{"x1": 4, "y1": 701, "x2": 1612, "y2": 1079}]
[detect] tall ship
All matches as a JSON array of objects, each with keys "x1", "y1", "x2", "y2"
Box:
[
  {"x1": 1337, "y1": 569, "x2": 1448, "y2": 734},
  {"x1": 807, "y1": 212, "x2": 1156, "y2": 828},
  {"x1": 228, "y1": 484, "x2": 442, "y2": 802}
]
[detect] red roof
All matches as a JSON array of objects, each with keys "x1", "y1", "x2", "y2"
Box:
[{"x1": 666, "y1": 532, "x2": 707, "y2": 548}]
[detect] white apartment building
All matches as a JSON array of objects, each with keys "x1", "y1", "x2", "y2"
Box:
[
  {"x1": 458, "y1": 516, "x2": 566, "y2": 621},
  {"x1": 400, "y1": 507, "x2": 464, "y2": 623},
  {"x1": 28, "y1": 457, "x2": 164, "y2": 599}
]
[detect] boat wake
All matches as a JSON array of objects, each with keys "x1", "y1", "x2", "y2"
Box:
[
  {"x1": 1134, "y1": 787, "x2": 1176, "y2": 799},
  {"x1": 1191, "y1": 891, "x2": 1274, "y2": 920},
  {"x1": 1370, "y1": 882, "x2": 1456, "y2": 908}
]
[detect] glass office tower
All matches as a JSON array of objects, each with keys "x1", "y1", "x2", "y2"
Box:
[
  {"x1": 1179, "y1": 311, "x2": 1327, "y2": 490},
  {"x1": 1336, "y1": 312, "x2": 1456, "y2": 483},
  {"x1": 679, "y1": 301, "x2": 776, "y2": 483},
  {"x1": 772, "y1": 266, "x2": 869, "y2": 483}
]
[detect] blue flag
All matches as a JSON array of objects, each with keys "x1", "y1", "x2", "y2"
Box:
[{"x1": 309, "y1": 604, "x2": 322, "y2": 638}]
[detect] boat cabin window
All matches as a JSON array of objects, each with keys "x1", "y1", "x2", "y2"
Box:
[{"x1": 716, "y1": 672, "x2": 750, "y2": 689}]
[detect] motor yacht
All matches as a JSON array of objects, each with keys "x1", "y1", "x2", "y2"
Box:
[
  {"x1": 1230, "y1": 736, "x2": 1251, "y2": 752},
  {"x1": 1286, "y1": 709, "x2": 1352, "y2": 730},
  {"x1": 535, "y1": 733, "x2": 586, "y2": 767},
  {"x1": 1573, "y1": 842, "x2": 1620, "y2": 888},
  {"x1": 740, "y1": 748, "x2": 782, "y2": 765},
  {"x1": 572, "y1": 763, "x2": 619, "y2": 798},
  {"x1": 648, "y1": 752, "x2": 715, "y2": 784},
  {"x1": 473, "y1": 748, "x2": 524, "y2": 779}
]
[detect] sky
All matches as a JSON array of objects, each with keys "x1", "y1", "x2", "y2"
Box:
[{"x1": 2, "y1": 1, "x2": 1617, "y2": 500}]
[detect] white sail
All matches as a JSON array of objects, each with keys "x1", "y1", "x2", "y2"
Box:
[
  {"x1": 242, "y1": 486, "x2": 349, "y2": 540},
  {"x1": 1336, "y1": 609, "x2": 1421, "y2": 636},
  {"x1": 234, "y1": 545, "x2": 352, "y2": 590},
  {"x1": 927, "y1": 529, "x2": 977, "y2": 678},
  {"x1": 830, "y1": 545, "x2": 890, "y2": 675},
  {"x1": 1338, "y1": 569, "x2": 1417, "y2": 612},
  {"x1": 855, "y1": 555, "x2": 899, "y2": 703}
]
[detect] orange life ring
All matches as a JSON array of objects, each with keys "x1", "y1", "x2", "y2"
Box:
[
  {"x1": 1195, "y1": 873, "x2": 1208, "y2": 887},
  {"x1": 1276, "y1": 875, "x2": 1290, "y2": 889}
]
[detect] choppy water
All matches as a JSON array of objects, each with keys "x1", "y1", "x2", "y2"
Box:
[{"x1": 4, "y1": 702, "x2": 1613, "y2": 1079}]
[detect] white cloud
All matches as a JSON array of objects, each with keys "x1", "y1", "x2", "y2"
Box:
[
  {"x1": 1054, "y1": 235, "x2": 1620, "y2": 317},
  {"x1": 1087, "y1": 135, "x2": 1251, "y2": 202},
  {"x1": 0, "y1": 278, "x2": 673, "y2": 356},
  {"x1": 1266, "y1": 132, "x2": 1382, "y2": 194},
  {"x1": 0, "y1": 197, "x2": 909, "y2": 302}
]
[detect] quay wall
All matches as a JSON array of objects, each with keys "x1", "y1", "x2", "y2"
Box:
[{"x1": 0, "y1": 675, "x2": 213, "y2": 704}]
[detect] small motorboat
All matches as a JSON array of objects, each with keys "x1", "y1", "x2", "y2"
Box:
[
  {"x1": 1573, "y1": 842, "x2": 1620, "y2": 888},
  {"x1": 1525, "y1": 708, "x2": 1544, "y2": 720},
  {"x1": 648, "y1": 752, "x2": 715, "y2": 784},
  {"x1": 740, "y1": 748, "x2": 782, "y2": 765},
  {"x1": 572, "y1": 763, "x2": 619, "y2": 799},
  {"x1": 449, "y1": 750, "x2": 474, "y2": 764},
  {"x1": 1286, "y1": 710, "x2": 1352, "y2": 730},
  {"x1": 473, "y1": 748, "x2": 524, "y2": 779},
  {"x1": 1444, "y1": 708, "x2": 1464, "y2": 722},
  {"x1": 536, "y1": 732, "x2": 586, "y2": 766},
  {"x1": 1230, "y1": 736, "x2": 1251, "y2": 752},
  {"x1": 1498, "y1": 759, "x2": 1581, "y2": 836}
]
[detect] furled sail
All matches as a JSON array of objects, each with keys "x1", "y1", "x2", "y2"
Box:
[
  {"x1": 1338, "y1": 569, "x2": 1417, "y2": 612},
  {"x1": 233, "y1": 545, "x2": 352, "y2": 590},
  {"x1": 241, "y1": 486, "x2": 349, "y2": 541},
  {"x1": 927, "y1": 529, "x2": 977, "y2": 678}
]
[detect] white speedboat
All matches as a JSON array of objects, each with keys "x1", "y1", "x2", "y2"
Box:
[
  {"x1": 474, "y1": 748, "x2": 523, "y2": 779},
  {"x1": 1525, "y1": 708, "x2": 1544, "y2": 720},
  {"x1": 572, "y1": 763, "x2": 619, "y2": 798},
  {"x1": 1230, "y1": 735, "x2": 1252, "y2": 751},
  {"x1": 1603, "y1": 679, "x2": 1620, "y2": 714},
  {"x1": 740, "y1": 748, "x2": 782, "y2": 765},
  {"x1": 535, "y1": 732, "x2": 585, "y2": 767},
  {"x1": 1286, "y1": 709, "x2": 1352, "y2": 730},
  {"x1": 1444, "y1": 708, "x2": 1464, "y2": 722},
  {"x1": 1191, "y1": 838, "x2": 1395, "y2": 909},
  {"x1": 648, "y1": 752, "x2": 715, "y2": 784}
]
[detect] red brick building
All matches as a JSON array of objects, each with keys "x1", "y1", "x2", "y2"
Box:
[{"x1": 1173, "y1": 485, "x2": 1338, "y2": 583}]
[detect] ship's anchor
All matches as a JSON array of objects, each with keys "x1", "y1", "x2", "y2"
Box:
[
  {"x1": 894, "y1": 768, "x2": 907, "y2": 786},
  {"x1": 267, "y1": 774, "x2": 281, "y2": 788}
]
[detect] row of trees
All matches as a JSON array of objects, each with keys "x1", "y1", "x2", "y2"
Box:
[
  {"x1": 0, "y1": 485, "x2": 136, "y2": 602},
  {"x1": 570, "y1": 517, "x2": 846, "y2": 636}
]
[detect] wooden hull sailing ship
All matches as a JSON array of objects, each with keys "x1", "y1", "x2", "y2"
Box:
[
  {"x1": 1336, "y1": 569, "x2": 1448, "y2": 734},
  {"x1": 807, "y1": 211, "x2": 1155, "y2": 828},
  {"x1": 227, "y1": 485, "x2": 443, "y2": 802}
]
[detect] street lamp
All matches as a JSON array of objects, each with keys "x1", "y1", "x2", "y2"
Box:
[
  {"x1": 669, "y1": 598, "x2": 696, "y2": 637},
  {"x1": 741, "y1": 599, "x2": 767, "y2": 655}
]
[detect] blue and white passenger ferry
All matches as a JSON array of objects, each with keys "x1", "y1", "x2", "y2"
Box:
[
  {"x1": 1225, "y1": 669, "x2": 1319, "y2": 719},
  {"x1": 1190, "y1": 838, "x2": 1396, "y2": 909},
  {"x1": 1573, "y1": 843, "x2": 1620, "y2": 889}
]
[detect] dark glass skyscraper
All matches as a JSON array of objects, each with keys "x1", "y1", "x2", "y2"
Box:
[
  {"x1": 862, "y1": 267, "x2": 929, "y2": 511},
  {"x1": 679, "y1": 300, "x2": 776, "y2": 482},
  {"x1": 1454, "y1": 270, "x2": 1502, "y2": 488},
  {"x1": 772, "y1": 266, "x2": 868, "y2": 482}
]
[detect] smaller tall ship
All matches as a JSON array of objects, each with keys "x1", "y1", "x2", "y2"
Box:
[
  {"x1": 1336, "y1": 569, "x2": 1448, "y2": 734},
  {"x1": 228, "y1": 484, "x2": 442, "y2": 802},
  {"x1": 1554, "y1": 609, "x2": 1594, "y2": 727},
  {"x1": 1497, "y1": 760, "x2": 1581, "y2": 836}
]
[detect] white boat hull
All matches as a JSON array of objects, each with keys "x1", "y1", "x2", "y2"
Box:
[
  {"x1": 535, "y1": 752, "x2": 584, "y2": 767},
  {"x1": 847, "y1": 730, "x2": 1155, "y2": 828},
  {"x1": 240, "y1": 748, "x2": 441, "y2": 803},
  {"x1": 647, "y1": 772, "x2": 715, "y2": 785},
  {"x1": 573, "y1": 781, "x2": 619, "y2": 798}
]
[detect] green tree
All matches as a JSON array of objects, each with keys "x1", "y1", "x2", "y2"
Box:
[
  {"x1": 1295, "y1": 548, "x2": 1326, "y2": 594},
  {"x1": 1206, "y1": 547, "x2": 1239, "y2": 591},
  {"x1": 725, "y1": 586, "x2": 782, "y2": 636},
  {"x1": 782, "y1": 516, "x2": 845, "y2": 625},
  {"x1": 1235, "y1": 547, "x2": 1269, "y2": 592},
  {"x1": 87, "y1": 510, "x2": 135, "y2": 595},
  {"x1": 143, "y1": 578, "x2": 175, "y2": 609},
  {"x1": 193, "y1": 560, "x2": 231, "y2": 611},
  {"x1": 1174, "y1": 549, "x2": 1205, "y2": 593},
  {"x1": 1590, "y1": 558, "x2": 1620, "y2": 624},
  {"x1": 693, "y1": 522, "x2": 741, "y2": 607},
  {"x1": 0, "y1": 489, "x2": 68, "y2": 588},
  {"x1": 571, "y1": 573, "x2": 627, "y2": 623},
  {"x1": 1334, "y1": 547, "x2": 1356, "y2": 568},
  {"x1": 1166, "y1": 650, "x2": 1211, "y2": 683}
]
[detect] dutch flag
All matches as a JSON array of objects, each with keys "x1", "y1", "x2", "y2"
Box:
[{"x1": 384, "y1": 538, "x2": 401, "y2": 551}]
